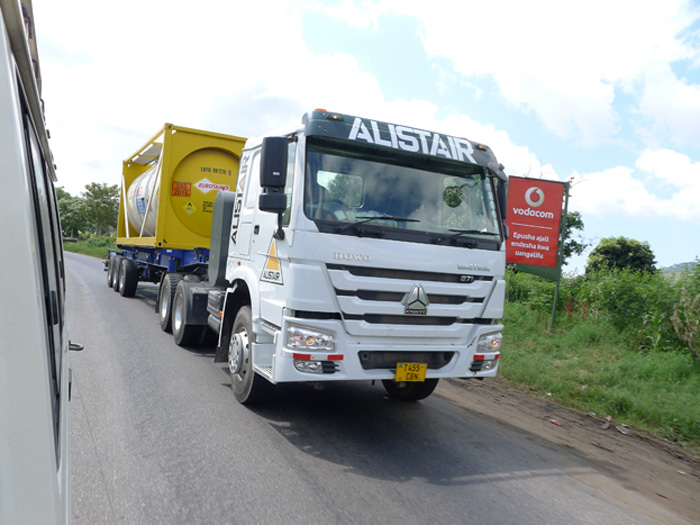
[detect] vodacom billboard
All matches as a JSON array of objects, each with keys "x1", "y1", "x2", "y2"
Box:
[{"x1": 506, "y1": 176, "x2": 565, "y2": 271}]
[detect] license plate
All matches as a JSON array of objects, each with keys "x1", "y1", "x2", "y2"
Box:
[{"x1": 395, "y1": 362, "x2": 427, "y2": 382}]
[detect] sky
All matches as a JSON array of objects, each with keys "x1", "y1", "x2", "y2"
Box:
[{"x1": 31, "y1": 0, "x2": 700, "y2": 272}]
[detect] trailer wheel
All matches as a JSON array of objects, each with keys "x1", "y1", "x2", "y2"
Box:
[
  {"x1": 229, "y1": 306, "x2": 273, "y2": 404},
  {"x1": 158, "y1": 273, "x2": 182, "y2": 332},
  {"x1": 172, "y1": 281, "x2": 201, "y2": 347},
  {"x1": 118, "y1": 259, "x2": 139, "y2": 297},
  {"x1": 111, "y1": 255, "x2": 123, "y2": 291},
  {"x1": 106, "y1": 255, "x2": 115, "y2": 287},
  {"x1": 381, "y1": 378, "x2": 439, "y2": 401}
]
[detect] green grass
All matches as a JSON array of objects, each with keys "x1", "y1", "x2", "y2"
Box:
[
  {"x1": 63, "y1": 236, "x2": 116, "y2": 259},
  {"x1": 500, "y1": 302, "x2": 700, "y2": 448}
]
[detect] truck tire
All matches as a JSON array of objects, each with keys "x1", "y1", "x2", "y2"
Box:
[
  {"x1": 229, "y1": 306, "x2": 273, "y2": 404},
  {"x1": 172, "y1": 281, "x2": 201, "y2": 347},
  {"x1": 382, "y1": 378, "x2": 439, "y2": 401},
  {"x1": 106, "y1": 255, "x2": 115, "y2": 287},
  {"x1": 158, "y1": 273, "x2": 182, "y2": 332},
  {"x1": 111, "y1": 255, "x2": 123, "y2": 291},
  {"x1": 118, "y1": 258, "x2": 139, "y2": 297}
]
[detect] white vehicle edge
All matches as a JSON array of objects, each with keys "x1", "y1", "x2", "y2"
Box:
[{"x1": 0, "y1": 1, "x2": 77, "y2": 523}]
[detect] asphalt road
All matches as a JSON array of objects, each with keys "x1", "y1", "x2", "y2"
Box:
[{"x1": 65, "y1": 252, "x2": 680, "y2": 524}]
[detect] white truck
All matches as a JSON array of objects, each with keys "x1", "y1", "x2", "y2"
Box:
[
  {"x1": 119, "y1": 110, "x2": 508, "y2": 404},
  {"x1": 0, "y1": 0, "x2": 78, "y2": 523}
]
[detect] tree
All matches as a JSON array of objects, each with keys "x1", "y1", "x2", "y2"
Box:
[
  {"x1": 560, "y1": 211, "x2": 588, "y2": 266},
  {"x1": 327, "y1": 173, "x2": 362, "y2": 206},
  {"x1": 83, "y1": 182, "x2": 119, "y2": 236},
  {"x1": 56, "y1": 187, "x2": 88, "y2": 238},
  {"x1": 586, "y1": 236, "x2": 657, "y2": 274},
  {"x1": 55, "y1": 186, "x2": 71, "y2": 201}
]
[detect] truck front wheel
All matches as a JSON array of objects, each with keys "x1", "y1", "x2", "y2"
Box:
[
  {"x1": 382, "y1": 378, "x2": 439, "y2": 401},
  {"x1": 229, "y1": 306, "x2": 273, "y2": 404}
]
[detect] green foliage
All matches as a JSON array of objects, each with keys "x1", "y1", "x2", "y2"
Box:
[
  {"x1": 503, "y1": 265, "x2": 700, "y2": 447},
  {"x1": 56, "y1": 184, "x2": 119, "y2": 237},
  {"x1": 672, "y1": 276, "x2": 700, "y2": 363},
  {"x1": 560, "y1": 211, "x2": 589, "y2": 266},
  {"x1": 586, "y1": 236, "x2": 657, "y2": 274},
  {"x1": 56, "y1": 186, "x2": 88, "y2": 237},
  {"x1": 63, "y1": 235, "x2": 116, "y2": 258},
  {"x1": 327, "y1": 173, "x2": 363, "y2": 206},
  {"x1": 505, "y1": 269, "x2": 556, "y2": 312},
  {"x1": 83, "y1": 182, "x2": 119, "y2": 236}
]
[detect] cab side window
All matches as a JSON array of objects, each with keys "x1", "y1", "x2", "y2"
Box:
[
  {"x1": 23, "y1": 110, "x2": 65, "y2": 453},
  {"x1": 244, "y1": 151, "x2": 261, "y2": 210},
  {"x1": 282, "y1": 141, "x2": 295, "y2": 226}
]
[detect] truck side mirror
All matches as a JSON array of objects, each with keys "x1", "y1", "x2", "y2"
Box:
[
  {"x1": 259, "y1": 137, "x2": 288, "y2": 239},
  {"x1": 258, "y1": 192, "x2": 287, "y2": 213},
  {"x1": 260, "y1": 137, "x2": 288, "y2": 188}
]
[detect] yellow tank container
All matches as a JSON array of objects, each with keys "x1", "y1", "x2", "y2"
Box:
[{"x1": 117, "y1": 124, "x2": 246, "y2": 250}]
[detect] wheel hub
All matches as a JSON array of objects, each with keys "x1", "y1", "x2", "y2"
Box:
[
  {"x1": 173, "y1": 298, "x2": 182, "y2": 332},
  {"x1": 160, "y1": 295, "x2": 168, "y2": 320},
  {"x1": 229, "y1": 331, "x2": 249, "y2": 375}
]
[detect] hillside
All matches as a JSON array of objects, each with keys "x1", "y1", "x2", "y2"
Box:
[{"x1": 662, "y1": 261, "x2": 698, "y2": 273}]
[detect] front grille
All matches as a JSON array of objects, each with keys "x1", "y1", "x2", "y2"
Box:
[
  {"x1": 326, "y1": 263, "x2": 495, "y2": 331},
  {"x1": 294, "y1": 310, "x2": 342, "y2": 320},
  {"x1": 327, "y1": 264, "x2": 492, "y2": 284},
  {"x1": 358, "y1": 351, "x2": 454, "y2": 370},
  {"x1": 335, "y1": 289, "x2": 483, "y2": 304},
  {"x1": 343, "y1": 314, "x2": 457, "y2": 325}
]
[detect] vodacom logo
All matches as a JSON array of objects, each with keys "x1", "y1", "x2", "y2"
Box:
[{"x1": 525, "y1": 186, "x2": 545, "y2": 207}]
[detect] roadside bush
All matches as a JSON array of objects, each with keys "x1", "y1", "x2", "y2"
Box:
[
  {"x1": 505, "y1": 269, "x2": 556, "y2": 312},
  {"x1": 78, "y1": 234, "x2": 116, "y2": 247},
  {"x1": 502, "y1": 265, "x2": 700, "y2": 447},
  {"x1": 575, "y1": 269, "x2": 681, "y2": 351},
  {"x1": 672, "y1": 289, "x2": 700, "y2": 363},
  {"x1": 64, "y1": 235, "x2": 116, "y2": 258}
]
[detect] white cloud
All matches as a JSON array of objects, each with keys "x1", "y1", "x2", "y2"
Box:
[
  {"x1": 313, "y1": 0, "x2": 700, "y2": 148},
  {"x1": 569, "y1": 149, "x2": 700, "y2": 222},
  {"x1": 37, "y1": 0, "x2": 555, "y2": 197},
  {"x1": 637, "y1": 63, "x2": 700, "y2": 148},
  {"x1": 569, "y1": 166, "x2": 657, "y2": 217},
  {"x1": 635, "y1": 149, "x2": 700, "y2": 221},
  {"x1": 35, "y1": 0, "x2": 313, "y2": 193},
  {"x1": 310, "y1": 0, "x2": 383, "y2": 29}
]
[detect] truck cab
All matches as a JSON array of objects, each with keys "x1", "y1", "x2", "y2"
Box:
[{"x1": 214, "y1": 110, "x2": 507, "y2": 403}]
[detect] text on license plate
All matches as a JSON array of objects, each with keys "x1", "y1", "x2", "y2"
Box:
[{"x1": 395, "y1": 362, "x2": 427, "y2": 382}]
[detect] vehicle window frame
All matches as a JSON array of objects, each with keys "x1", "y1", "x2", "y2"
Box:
[{"x1": 22, "y1": 104, "x2": 65, "y2": 459}]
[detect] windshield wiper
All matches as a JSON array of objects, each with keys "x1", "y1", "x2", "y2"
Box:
[
  {"x1": 336, "y1": 216, "x2": 419, "y2": 234},
  {"x1": 433, "y1": 228, "x2": 500, "y2": 246}
]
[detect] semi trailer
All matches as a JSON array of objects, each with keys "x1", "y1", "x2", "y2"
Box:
[{"x1": 108, "y1": 110, "x2": 508, "y2": 404}]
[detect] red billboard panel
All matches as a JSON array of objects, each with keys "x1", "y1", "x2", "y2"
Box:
[{"x1": 506, "y1": 176, "x2": 565, "y2": 268}]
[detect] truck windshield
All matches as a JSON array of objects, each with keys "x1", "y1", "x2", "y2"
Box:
[{"x1": 304, "y1": 144, "x2": 502, "y2": 246}]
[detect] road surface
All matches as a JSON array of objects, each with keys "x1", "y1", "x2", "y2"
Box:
[{"x1": 65, "y1": 252, "x2": 694, "y2": 524}]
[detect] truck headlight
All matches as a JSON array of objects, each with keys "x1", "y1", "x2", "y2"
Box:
[
  {"x1": 477, "y1": 332, "x2": 502, "y2": 353},
  {"x1": 286, "y1": 324, "x2": 335, "y2": 352}
]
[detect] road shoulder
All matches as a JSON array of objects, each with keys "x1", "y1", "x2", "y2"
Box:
[{"x1": 437, "y1": 378, "x2": 700, "y2": 524}]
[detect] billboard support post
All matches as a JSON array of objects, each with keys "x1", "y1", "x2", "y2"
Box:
[{"x1": 550, "y1": 182, "x2": 570, "y2": 331}]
